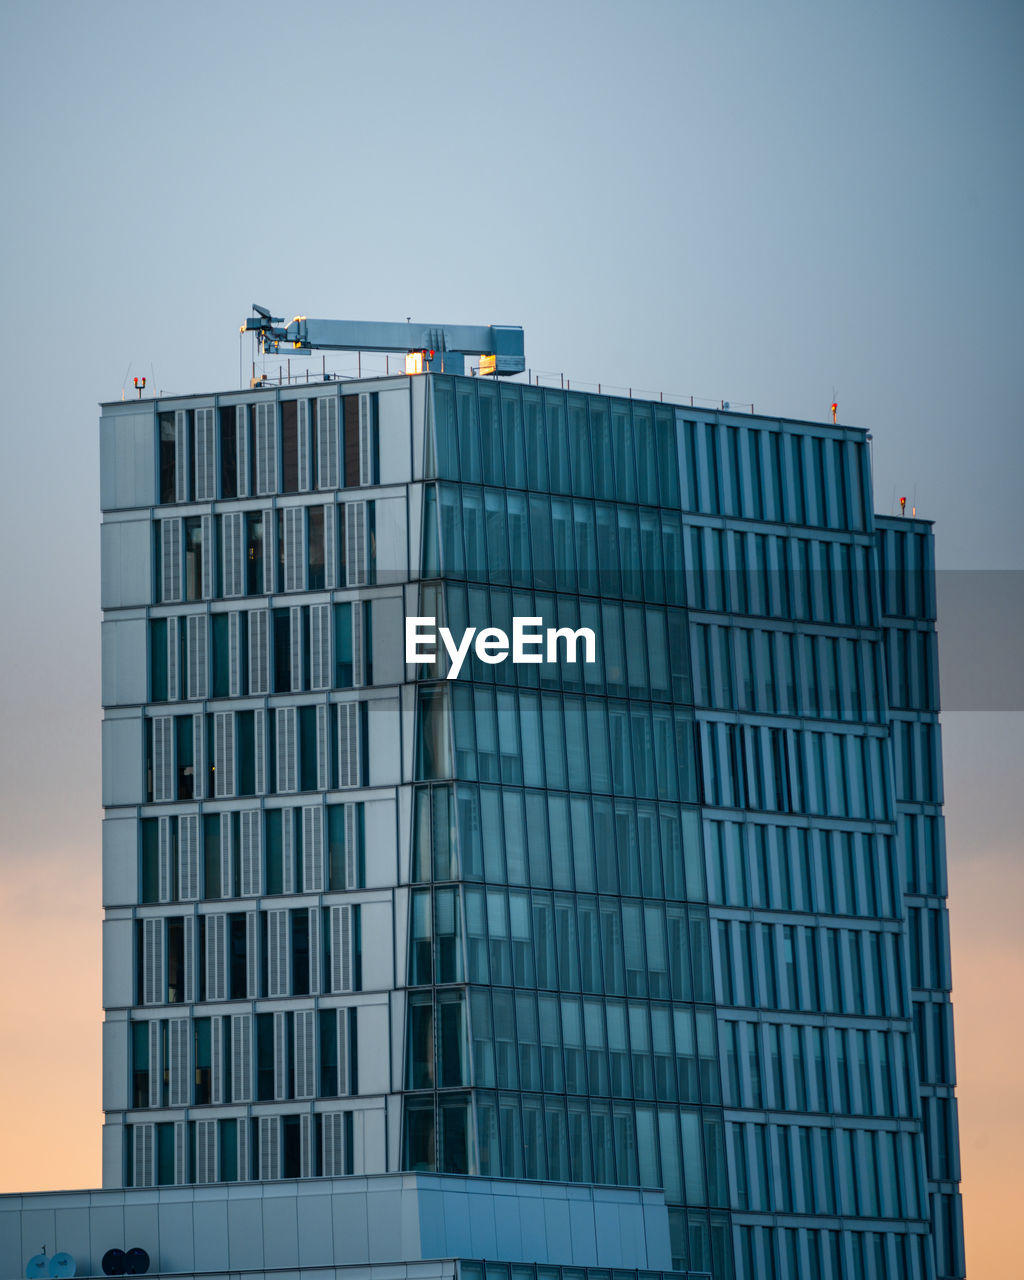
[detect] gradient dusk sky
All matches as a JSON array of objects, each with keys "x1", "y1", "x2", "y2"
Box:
[{"x1": 1, "y1": 3, "x2": 1021, "y2": 1276}]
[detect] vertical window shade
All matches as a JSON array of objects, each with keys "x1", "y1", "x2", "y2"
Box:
[
  {"x1": 344, "y1": 803, "x2": 360, "y2": 890},
  {"x1": 231, "y1": 1013, "x2": 252, "y2": 1102},
  {"x1": 152, "y1": 717, "x2": 175, "y2": 802},
  {"x1": 284, "y1": 506, "x2": 306, "y2": 592},
  {"x1": 310, "y1": 604, "x2": 331, "y2": 690},
  {"x1": 148, "y1": 1020, "x2": 162, "y2": 1107},
  {"x1": 143, "y1": 918, "x2": 164, "y2": 1005},
  {"x1": 214, "y1": 711, "x2": 235, "y2": 798},
  {"x1": 239, "y1": 809, "x2": 262, "y2": 896},
  {"x1": 168, "y1": 1018, "x2": 190, "y2": 1106},
  {"x1": 324, "y1": 503, "x2": 338, "y2": 588},
  {"x1": 227, "y1": 613, "x2": 242, "y2": 697},
  {"x1": 262, "y1": 507, "x2": 276, "y2": 594},
  {"x1": 308, "y1": 906, "x2": 322, "y2": 996},
  {"x1": 235, "y1": 405, "x2": 250, "y2": 498},
  {"x1": 322, "y1": 1111, "x2": 346, "y2": 1176},
  {"x1": 254, "y1": 402, "x2": 277, "y2": 496},
  {"x1": 302, "y1": 805, "x2": 325, "y2": 892},
  {"x1": 201, "y1": 516, "x2": 215, "y2": 599},
  {"x1": 206, "y1": 913, "x2": 227, "y2": 1001},
  {"x1": 219, "y1": 817, "x2": 234, "y2": 898},
  {"x1": 273, "y1": 1011, "x2": 289, "y2": 1099},
  {"x1": 282, "y1": 807, "x2": 297, "y2": 892},
  {"x1": 133, "y1": 1123, "x2": 155, "y2": 1188},
  {"x1": 337, "y1": 702, "x2": 361, "y2": 788},
  {"x1": 277, "y1": 706, "x2": 298, "y2": 793},
  {"x1": 294, "y1": 1009, "x2": 316, "y2": 1098},
  {"x1": 183, "y1": 913, "x2": 196, "y2": 1003},
  {"x1": 174, "y1": 410, "x2": 190, "y2": 504},
  {"x1": 166, "y1": 618, "x2": 180, "y2": 701},
  {"x1": 329, "y1": 904, "x2": 355, "y2": 993},
  {"x1": 186, "y1": 615, "x2": 208, "y2": 700},
  {"x1": 158, "y1": 815, "x2": 174, "y2": 902},
  {"x1": 297, "y1": 399, "x2": 312, "y2": 492},
  {"x1": 194, "y1": 408, "x2": 216, "y2": 500},
  {"x1": 192, "y1": 711, "x2": 206, "y2": 801},
  {"x1": 289, "y1": 606, "x2": 304, "y2": 692},
  {"x1": 316, "y1": 703, "x2": 330, "y2": 792},
  {"x1": 254, "y1": 708, "x2": 267, "y2": 795},
  {"x1": 358, "y1": 393, "x2": 373, "y2": 485},
  {"x1": 178, "y1": 814, "x2": 200, "y2": 900},
  {"x1": 160, "y1": 518, "x2": 182, "y2": 603},
  {"x1": 317, "y1": 397, "x2": 340, "y2": 489},
  {"x1": 245, "y1": 910, "x2": 260, "y2": 998},
  {"x1": 196, "y1": 1119, "x2": 218, "y2": 1184},
  {"x1": 345, "y1": 501, "x2": 368, "y2": 587},
  {"x1": 267, "y1": 910, "x2": 290, "y2": 997},
  {"x1": 222, "y1": 511, "x2": 245, "y2": 597},
  {"x1": 351, "y1": 602, "x2": 365, "y2": 687}
]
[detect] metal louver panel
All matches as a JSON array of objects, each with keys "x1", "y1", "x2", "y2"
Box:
[
  {"x1": 201, "y1": 514, "x2": 215, "y2": 599},
  {"x1": 196, "y1": 1118, "x2": 218, "y2": 1185},
  {"x1": 206, "y1": 913, "x2": 227, "y2": 1001},
  {"x1": 133, "y1": 1123, "x2": 155, "y2": 1188},
  {"x1": 168, "y1": 1018, "x2": 190, "y2": 1106},
  {"x1": 239, "y1": 810, "x2": 262, "y2": 896},
  {"x1": 192, "y1": 712, "x2": 206, "y2": 801},
  {"x1": 297, "y1": 398, "x2": 311, "y2": 492},
  {"x1": 236, "y1": 404, "x2": 250, "y2": 498},
  {"x1": 166, "y1": 617, "x2": 180, "y2": 701},
  {"x1": 161, "y1": 518, "x2": 182, "y2": 603},
  {"x1": 152, "y1": 717, "x2": 175, "y2": 803},
  {"x1": 267, "y1": 909, "x2": 290, "y2": 998},
  {"x1": 183, "y1": 912, "x2": 196, "y2": 1003},
  {"x1": 258, "y1": 1115, "x2": 280, "y2": 1180},
  {"x1": 345, "y1": 501, "x2": 368, "y2": 587},
  {"x1": 254, "y1": 708, "x2": 267, "y2": 794},
  {"x1": 210, "y1": 1015, "x2": 225, "y2": 1104},
  {"x1": 262, "y1": 508, "x2": 276, "y2": 594},
  {"x1": 329, "y1": 904, "x2": 354, "y2": 993},
  {"x1": 281, "y1": 808, "x2": 296, "y2": 893},
  {"x1": 276, "y1": 706, "x2": 298, "y2": 794},
  {"x1": 158, "y1": 815, "x2": 174, "y2": 903},
  {"x1": 337, "y1": 1012, "x2": 350, "y2": 1096},
  {"x1": 236, "y1": 1112, "x2": 250, "y2": 1180},
  {"x1": 309, "y1": 603, "x2": 331, "y2": 690},
  {"x1": 186, "y1": 614, "x2": 208, "y2": 700},
  {"x1": 337, "y1": 702, "x2": 361, "y2": 789},
  {"x1": 352, "y1": 602, "x2": 364, "y2": 688},
  {"x1": 289, "y1": 605, "x2": 304, "y2": 691},
  {"x1": 308, "y1": 905, "x2": 322, "y2": 997},
  {"x1": 223, "y1": 511, "x2": 245, "y2": 598},
  {"x1": 194, "y1": 408, "x2": 217, "y2": 501},
  {"x1": 273, "y1": 1010, "x2": 289, "y2": 1100},
  {"x1": 248, "y1": 609, "x2": 269, "y2": 695},
  {"x1": 219, "y1": 814, "x2": 234, "y2": 898},
  {"x1": 254, "y1": 401, "x2": 277, "y2": 496},
  {"x1": 148, "y1": 1019, "x2": 162, "y2": 1107},
  {"x1": 174, "y1": 1120, "x2": 188, "y2": 1185},
  {"x1": 316, "y1": 703, "x2": 330, "y2": 792},
  {"x1": 317, "y1": 396, "x2": 340, "y2": 490},
  {"x1": 300, "y1": 1112, "x2": 313, "y2": 1179},
  {"x1": 302, "y1": 806, "x2": 324, "y2": 893},
  {"x1": 322, "y1": 1111, "x2": 344, "y2": 1176},
  {"x1": 344, "y1": 803, "x2": 360, "y2": 890},
  {"x1": 228, "y1": 612, "x2": 242, "y2": 697},
  {"x1": 143, "y1": 918, "x2": 164, "y2": 1005},
  {"x1": 245, "y1": 910, "x2": 260, "y2": 998},
  {"x1": 178, "y1": 814, "x2": 200, "y2": 901},
  {"x1": 231, "y1": 1013, "x2": 252, "y2": 1103},
  {"x1": 174, "y1": 410, "x2": 190, "y2": 503},
  {"x1": 358, "y1": 393, "x2": 372, "y2": 486},
  {"x1": 284, "y1": 506, "x2": 306, "y2": 592},
  {"x1": 214, "y1": 710, "x2": 236, "y2": 798},
  {"x1": 324, "y1": 503, "x2": 337, "y2": 588}
]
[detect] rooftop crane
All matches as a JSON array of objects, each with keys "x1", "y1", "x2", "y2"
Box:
[{"x1": 241, "y1": 305, "x2": 525, "y2": 377}]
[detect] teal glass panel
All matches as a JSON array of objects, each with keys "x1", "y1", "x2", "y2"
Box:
[
  {"x1": 551, "y1": 497, "x2": 575, "y2": 593},
  {"x1": 612, "y1": 400, "x2": 639, "y2": 504},
  {"x1": 500, "y1": 384, "x2": 526, "y2": 490},
  {"x1": 460, "y1": 487, "x2": 483, "y2": 579},
  {"x1": 567, "y1": 393, "x2": 592, "y2": 496},
  {"x1": 544, "y1": 390, "x2": 570, "y2": 492},
  {"x1": 479, "y1": 383, "x2": 502, "y2": 486},
  {"x1": 523, "y1": 388, "x2": 546, "y2": 491},
  {"x1": 595, "y1": 503, "x2": 621, "y2": 596},
  {"x1": 432, "y1": 378, "x2": 458, "y2": 480},
  {"x1": 589, "y1": 398, "x2": 615, "y2": 500},
  {"x1": 455, "y1": 381, "x2": 482, "y2": 483}
]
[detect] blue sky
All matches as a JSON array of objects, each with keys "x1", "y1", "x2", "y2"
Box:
[{"x1": 1, "y1": 1, "x2": 1021, "y2": 1268}]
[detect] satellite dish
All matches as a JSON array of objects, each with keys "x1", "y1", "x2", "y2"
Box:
[
  {"x1": 125, "y1": 1248, "x2": 150, "y2": 1276},
  {"x1": 48, "y1": 1255, "x2": 76, "y2": 1279},
  {"x1": 101, "y1": 1250, "x2": 126, "y2": 1276},
  {"x1": 25, "y1": 1255, "x2": 48, "y2": 1279}
]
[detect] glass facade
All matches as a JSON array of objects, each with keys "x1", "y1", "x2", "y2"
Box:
[{"x1": 99, "y1": 373, "x2": 963, "y2": 1280}]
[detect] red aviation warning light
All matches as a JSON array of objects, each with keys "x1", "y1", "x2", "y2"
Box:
[
  {"x1": 133, "y1": 376, "x2": 146, "y2": 399},
  {"x1": 831, "y1": 401, "x2": 838, "y2": 424},
  {"x1": 900, "y1": 496, "x2": 907, "y2": 516}
]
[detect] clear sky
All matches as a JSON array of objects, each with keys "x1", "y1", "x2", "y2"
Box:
[{"x1": 1, "y1": 2, "x2": 1021, "y2": 1273}]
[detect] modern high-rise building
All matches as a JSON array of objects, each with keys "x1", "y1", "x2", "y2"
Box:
[{"x1": 0, "y1": 356, "x2": 965, "y2": 1280}]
